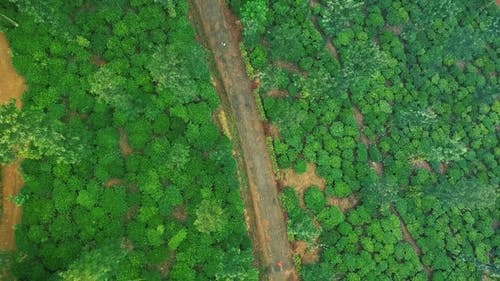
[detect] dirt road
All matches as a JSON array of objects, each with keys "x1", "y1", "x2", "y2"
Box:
[
  {"x1": 189, "y1": 1, "x2": 297, "y2": 280},
  {"x1": 0, "y1": 33, "x2": 26, "y2": 252}
]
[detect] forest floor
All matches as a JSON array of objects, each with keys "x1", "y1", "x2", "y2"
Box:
[
  {"x1": 0, "y1": 33, "x2": 26, "y2": 254},
  {"x1": 189, "y1": 1, "x2": 297, "y2": 280}
]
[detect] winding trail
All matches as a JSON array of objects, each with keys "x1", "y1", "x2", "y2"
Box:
[
  {"x1": 189, "y1": 1, "x2": 297, "y2": 280},
  {"x1": 0, "y1": 33, "x2": 26, "y2": 255},
  {"x1": 0, "y1": 36, "x2": 27, "y2": 281}
]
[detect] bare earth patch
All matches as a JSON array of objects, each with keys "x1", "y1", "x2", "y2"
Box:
[
  {"x1": 327, "y1": 194, "x2": 358, "y2": 213},
  {"x1": 0, "y1": 34, "x2": 26, "y2": 108},
  {"x1": 90, "y1": 55, "x2": 107, "y2": 67},
  {"x1": 118, "y1": 127, "x2": 133, "y2": 157},
  {"x1": 292, "y1": 240, "x2": 319, "y2": 264},
  {"x1": 385, "y1": 24, "x2": 403, "y2": 36},
  {"x1": 438, "y1": 162, "x2": 448, "y2": 174},
  {"x1": 267, "y1": 89, "x2": 289, "y2": 98},
  {"x1": 370, "y1": 161, "x2": 384, "y2": 177},
  {"x1": 325, "y1": 41, "x2": 339, "y2": 59},
  {"x1": 279, "y1": 163, "x2": 326, "y2": 208},
  {"x1": 411, "y1": 159, "x2": 432, "y2": 172},
  {"x1": 0, "y1": 33, "x2": 27, "y2": 254},
  {"x1": 0, "y1": 162, "x2": 24, "y2": 251},
  {"x1": 172, "y1": 205, "x2": 188, "y2": 222},
  {"x1": 352, "y1": 107, "x2": 371, "y2": 146},
  {"x1": 103, "y1": 178, "x2": 124, "y2": 188},
  {"x1": 274, "y1": 61, "x2": 307, "y2": 76},
  {"x1": 263, "y1": 120, "x2": 280, "y2": 139}
]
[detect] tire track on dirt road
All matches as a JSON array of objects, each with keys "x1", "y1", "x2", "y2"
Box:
[{"x1": 189, "y1": 1, "x2": 298, "y2": 280}]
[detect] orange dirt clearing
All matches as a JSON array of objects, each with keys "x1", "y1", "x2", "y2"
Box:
[
  {"x1": 0, "y1": 34, "x2": 25, "y2": 108},
  {"x1": 103, "y1": 178, "x2": 124, "y2": 188},
  {"x1": 0, "y1": 33, "x2": 27, "y2": 252},
  {"x1": 279, "y1": 163, "x2": 326, "y2": 208},
  {"x1": 327, "y1": 194, "x2": 358, "y2": 213},
  {"x1": 267, "y1": 89, "x2": 288, "y2": 98},
  {"x1": 292, "y1": 240, "x2": 319, "y2": 264},
  {"x1": 0, "y1": 162, "x2": 24, "y2": 251},
  {"x1": 411, "y1": 159, "x2": 432, "y2": 172},
  {"x1": 353, "y1": 107, "x2": 371, "y2": 146},
  {"x1": 118, "y1": 128, "x2": 133, "y2": 157},
  {"x1": 263, "y1": 120, "x2": 280, "y2": 139}
]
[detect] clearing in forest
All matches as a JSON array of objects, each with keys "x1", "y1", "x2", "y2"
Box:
[
  {"x1": 189, "y1": 1, "x2": 298, "y2": 280},
  {"x1": 0, "y1": 33, "x2": 26, "y2": 252}
]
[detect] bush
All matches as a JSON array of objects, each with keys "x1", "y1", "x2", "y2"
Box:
[
  {"x1": 317, "y1": 206, "x2": 344, "y2": 230},
  {"x1": 304, "y1": 185, "x2": 326, "y2": 214}
]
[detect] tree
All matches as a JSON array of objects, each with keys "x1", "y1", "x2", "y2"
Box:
[
  {"x1": 89, "y1": 65, "x2": 130, "y2": 109},
  {"x1": 0, "y1": 102, "x2": 79, "y2": 164},
  {"x1": 57, "y1": 243, "x2": 129, "y2": 281},
  {"x1": 318, "y1": 206, "x2": 344, "y2": 230},
  {"x1": 304, "y1": 185, "x2": 326, "y2": 214},
  {"x1": 194, "y1": 199, "x2": 226, "y2": 234},
  {"x1": 215, "y1": 248, "x2": 258, "y2": 281},
  {"x1": 241, "y1": 0, "x2": 269, "y2": 47}
]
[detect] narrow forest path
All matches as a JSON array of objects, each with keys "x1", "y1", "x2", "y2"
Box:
[
  {"x1": 0, "y1": 33, "x2": 26, "y2": 253},
  {"x1": 188, "y1": 1, "x2": 297, "y2": 280},
  {"x1": 0, "y1": 31, "x2": 28, "y2": 281}
]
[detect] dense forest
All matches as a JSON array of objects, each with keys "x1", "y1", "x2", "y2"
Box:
[
  {"x1": 0, "y1": 0, "x2": 498, "y2": 280},
  {"x1": 232, "y1": 0, "x2": 499, "y2": 280},
  {"x1": 1, "y1": 1, "x2": 257, "y2": 280}
]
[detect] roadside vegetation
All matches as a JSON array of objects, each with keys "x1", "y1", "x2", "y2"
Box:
[
  {"x1": 232, "y1": 0, "x2": 499, "y2": 280},
  {"x1": 0, "y1": 1, "x2": 257, "y2": 280}
]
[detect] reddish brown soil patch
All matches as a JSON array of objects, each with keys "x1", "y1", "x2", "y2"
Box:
[
  {"x1": 0, "y1": 33, "x2": 26, "y2": 253},
  {"x1": 455, "y1": 61, "x2": 465, "y2": 70},
  {"x1": 327, "y1": 194, "x2": 358, "y2": 213},
  {"x1": 0, "y1": 162, "x2": 24, "y2": 251},
  {"x1": 274, "y1": 61, "x2": 307, "y2": 76},
  {"x1": 251, "y1": 78, "x2": 260, "y2": 91},
  {"x1": 263, "y1": 120, "x2": 280, "y2": 139},
  {"x1": 279, "y1": 163, "x2": 326, "y2": 208},
  {"x1": 325, "y1": 41, "x2": 339, "y2": 59},
  {"x1": 118, "y1": 128, "x2": 133, "y2": 157},
  {"x1": 90, "y1": 55, "x2": 107, "y2": 67},
  {"x1": 172, "y1": 205, "x2": 188, "y2": 222},
  {"x1": 0, "y1": 34, "x2": 26, "y2": 108},
  {"x1": 390, "y1": 204, "x2": 433, "y2": 279},
  {"x1": 411, "y1": 159, "x2": 432, "y2": 172},
  {"x1": 353, "y1": 107, "x2": 371, "y2": 146},
  {"x1": 267, "y1": 89, "x2": 289, "y2": 98},
  {"x1": 385, "y1": 25, "x2": 403, "y2": 36},
  {"x1": 370, "y1": 161, "x2": 384, "y2": 177},
  {"x1": 292, "y1": 240, "x2": 319, "y2": 264},
  {"x1": 103, "y1": 178, "x2": 123, "y2": 188},
  {"x1": 159, "y1": 252, "x2": 176, "y2": 278},
  {"x1": 438, "y1": 162, "x2": 448, "y2": 174}
]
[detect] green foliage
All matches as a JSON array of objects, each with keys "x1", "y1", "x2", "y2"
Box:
[
  {"x1": 333, "y1": 181, "x2": 352, "y2": 198},
  {"x1": 0, "y1": 102, "x2": 80, "y2": 164},
  {"x1": 168, "y1": 228, "x2": 187, "y2": 251},
  {"x1": 317, "y1": 206, "x2": 344, "y2": 230},
  {"x1": 303, "y1": 185, "x2": 326, "y2": 214},
  {"x1": 279, "y1": 187, "x2": 300, "y2": 213},
  {"x1": 294, "y1": 160, "x2": 307, "y2": 174},
  {"x1": 194, "y1": 198, "x2": 227, "y2": 234},
  {"x1": 57, "y1": 243, "x2": 128, "y2": 281},
  {"x1": 240, "y1": 0, "x2": 499, "y2": 278},
  {"x1": 5, "y1": 1, "x2": 256, "y2": 279},
  {"x1": 215, "y1": 248, "x2": 259, "y2": 281}
]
